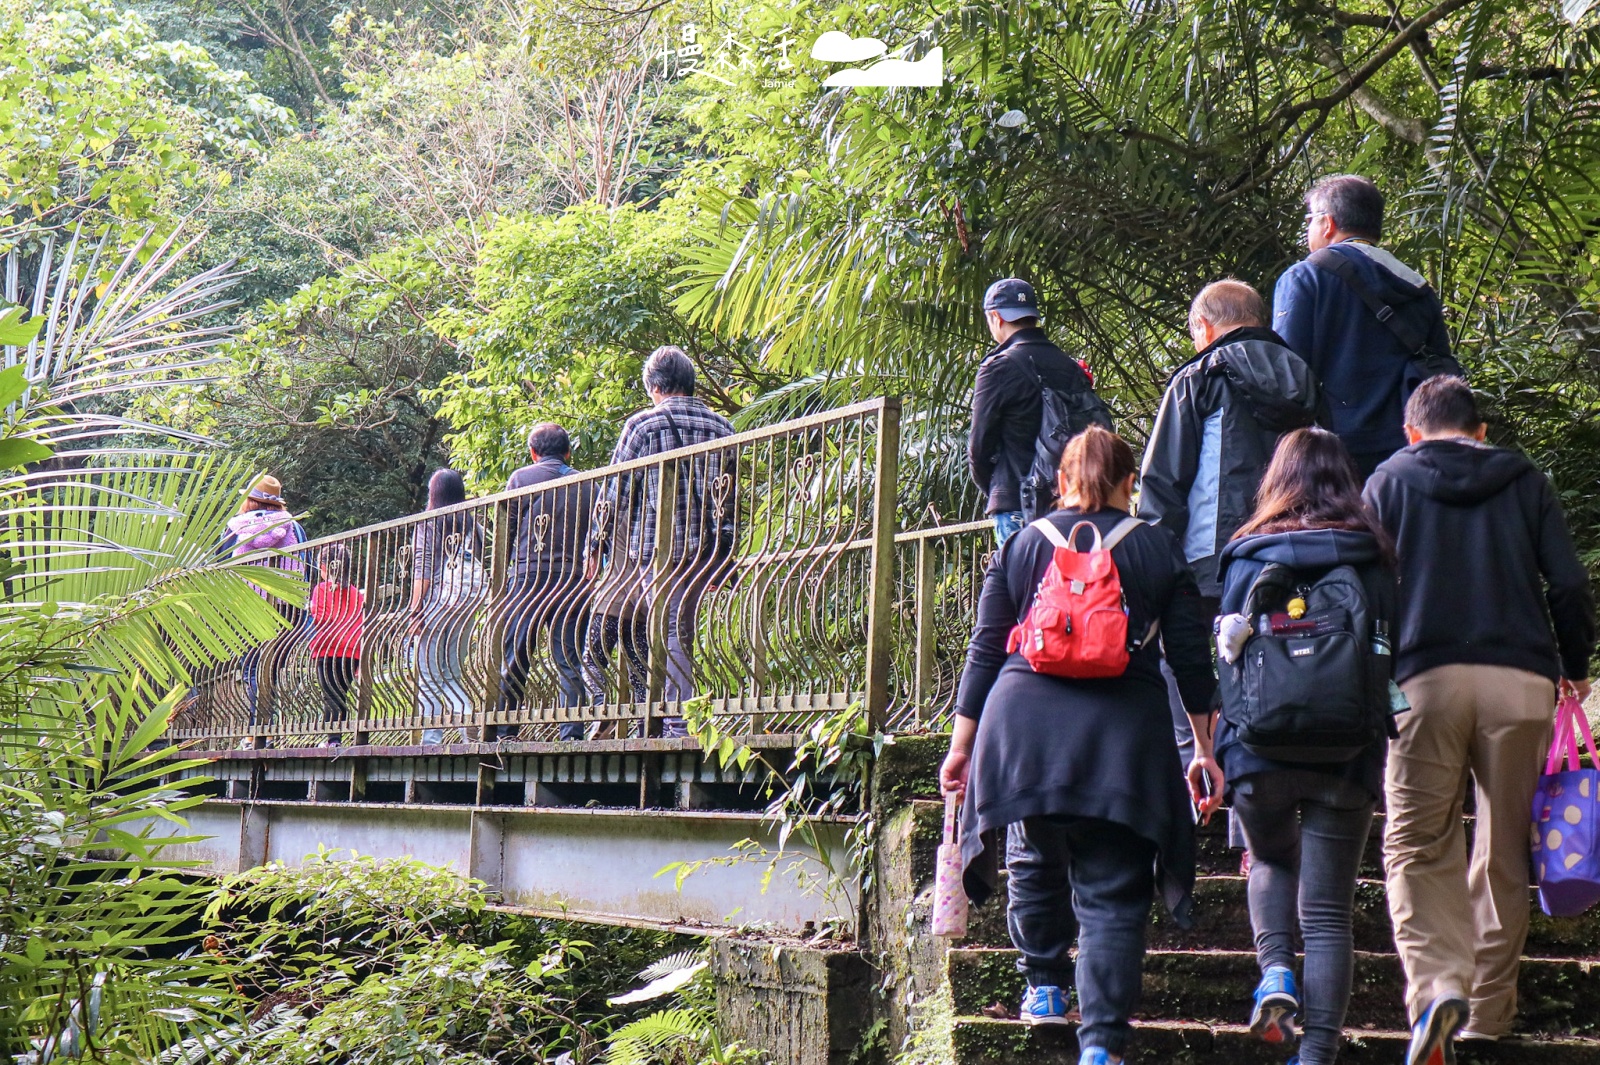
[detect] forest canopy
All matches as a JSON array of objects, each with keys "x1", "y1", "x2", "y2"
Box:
[{"x1": 1, "y1": 0, "x2": 1597, "y2": 544}]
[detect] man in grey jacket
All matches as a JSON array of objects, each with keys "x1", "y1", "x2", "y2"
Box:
[
  {"x1": 1140, "y1": 279, "x2": 1320, "y2": 790},
  {"x1": 1140, "y1": 279, "x2": 1321, "y2": 599}
]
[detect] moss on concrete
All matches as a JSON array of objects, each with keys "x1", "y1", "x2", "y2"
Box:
[{"x1": 874, "y1": 735, "x2": 948, "y2": 812}]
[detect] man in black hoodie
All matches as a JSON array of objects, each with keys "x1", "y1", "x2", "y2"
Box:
[
  {"x1": 968, "y1": 278, "x2": 1112, "y2": 543},
  {"x1": 1364, "y1": 376, "x2": 1595, "y2": 1060}
]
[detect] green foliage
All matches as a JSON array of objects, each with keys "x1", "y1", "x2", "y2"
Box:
[
  {"x1": 0, "y1": 0, "x2": 290, "y2": 239},
  {"x1": 603, "y1": 952, "x2": 758, "y2": 1065},
  {"x1": 203, "y1": 849, "x2": 491, "y2": 982},
  {"x1": 175, "y1": 230, "x2": 461, "y2": 529},
  {"x1": 0, "y1": 685, "x2": 239, "y2": 1061},
  {"x1": 664, "y1": 700, "x2": 889, "y2": 917},
  {"x1": 185, "y1": 855, "x2": 744, "y2": 1064},
  {"x1": 436, "y1": 200, "x2": 769, "y2": 488},
  {"x1": 0, "y1": 222, "x2": 300, "y2": 1061}
]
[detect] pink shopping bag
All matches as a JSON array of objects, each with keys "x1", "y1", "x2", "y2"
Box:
[
  {"x1": 1533, "y1": 695, "x2": 1600, "y2": 917},
  {"x1": 932, "y1": 791, "x2": 969, "y2": 939}
]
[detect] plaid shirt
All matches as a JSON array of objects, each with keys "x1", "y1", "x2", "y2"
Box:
[{"x1": 605, "y1": 396, "x2": 736, "y2": 566}]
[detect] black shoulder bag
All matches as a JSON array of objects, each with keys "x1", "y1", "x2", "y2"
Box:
[{"x1": 1308, "y1": 247, "x2": 1465, "y2": 392}]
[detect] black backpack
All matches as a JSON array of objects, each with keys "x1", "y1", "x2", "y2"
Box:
[
  {"x1": 1218, "y1": 561, "x2": 1394, "y2": 763},
  {"x1": 1011, "y1": 348, "x2": 1114, "y2": 521}
]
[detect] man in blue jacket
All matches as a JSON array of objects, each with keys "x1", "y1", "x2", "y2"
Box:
[{"x1": 1273, "y1": 175, "x2": 1456, "y2": 478}]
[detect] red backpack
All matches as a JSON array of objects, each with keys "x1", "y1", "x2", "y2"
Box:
[{"x1": 1007, "y1": 517, "x2": 1155, "y2": 679}]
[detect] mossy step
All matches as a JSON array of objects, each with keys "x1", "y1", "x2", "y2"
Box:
[
  {"x1": 950, "y1": 1018, "x2": 1600, "y2": 1065},
  {"x1": 954, "y1": 876, "x2": 1600, "y2": 959},
  {"x1": 947, "y1": 948, "x2": 1600, "y2": 1038}
]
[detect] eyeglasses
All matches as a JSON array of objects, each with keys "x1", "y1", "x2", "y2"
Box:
[{"x1": 1304, "y1": 211, "x2": 1325, "y2": 224}]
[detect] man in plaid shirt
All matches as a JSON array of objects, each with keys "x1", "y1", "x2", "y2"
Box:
[{"x1": 586, "y1": 346, "x2": 735, "y2": 735}]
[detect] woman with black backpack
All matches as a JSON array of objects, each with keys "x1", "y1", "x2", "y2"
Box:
[
  {"x1": 1214, "y1": 428, "x2": 1398, "y2": 1065},
  {"x1": 940, "y1": 426, "x2": 1223, "y2": 1065}
]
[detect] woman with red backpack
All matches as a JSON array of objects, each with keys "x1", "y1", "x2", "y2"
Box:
[{"x1": 940, "y1": 426, "x2": 1223, "y2": 1065}]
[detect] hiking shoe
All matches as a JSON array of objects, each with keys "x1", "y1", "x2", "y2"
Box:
[
  {"x1": 1407, "y1": 993, "x2": 1469, "y2": 1065},
  {"x1": 1019, "y1": 984, "x2": 1071, "y2": 1027},
  {"x1": 1249, "y1": 966, "x2": 1299, "y2": 1045},
  {"x1": 1078, "y1": 1049, "x2": 1122, "y2": 1065}
]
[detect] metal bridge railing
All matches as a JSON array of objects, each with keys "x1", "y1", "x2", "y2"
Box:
[{"x1": 172, "y1": 397, "x2": 958, "y2": 750}]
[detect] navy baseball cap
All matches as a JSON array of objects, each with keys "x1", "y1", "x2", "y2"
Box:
[{"x1": 983, "y1": 278, "x2": 1041, "y2": 322}]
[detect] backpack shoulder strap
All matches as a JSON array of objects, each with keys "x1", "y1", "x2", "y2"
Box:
[
  {"x1": 1030, "y1": 518, "x2": 1071, "y2": 550},
  {"x1": 1006, "y1": 344, "x2": 1046, "y2": 389},
  {"x1": 1307, "y1": 246, "x2": 1431, "y2": 355},
  {"x1": 1032, "y1": 515, "x2": 1142, "y2": 552},
  {"x1": 660, "y1": 407, "x2": 688, "y2": 451},
  {"x1": 1101, "y1": 516, "x2": 1144, "y2": 552}
]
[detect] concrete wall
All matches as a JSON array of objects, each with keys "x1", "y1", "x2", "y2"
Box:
[{"x1": 146, "y1": 799, "x2": 858, "y2": 935}]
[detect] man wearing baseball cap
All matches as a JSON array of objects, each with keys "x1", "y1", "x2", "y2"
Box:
[{"x1": 968, "y1": 278, "x2": 1112, "y2": 543}]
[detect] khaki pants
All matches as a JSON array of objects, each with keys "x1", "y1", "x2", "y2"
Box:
[{"x1": 1384, "y1": 663, "x2": 1555, "y2": 1035}]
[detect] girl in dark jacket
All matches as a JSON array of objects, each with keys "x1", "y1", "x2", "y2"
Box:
[
  {"x1": 940, "y1": 427, "x2": 1223, "y2": 1065},
  {"x1": 1214, "y1": 428, "x2": 1397, "y2": 1065}
]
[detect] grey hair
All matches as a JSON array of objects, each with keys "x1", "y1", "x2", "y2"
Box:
[
  {"x1": 1306, "y1": 175, "x2": 1384, "y2": 239},
  {"x1": 642, "y1": 345, "x2": 696, "y2": 397},
  {"x1": 527, "y1": 421, "x2": 571, "y2": 459},
  {"x1": 1189, "y1": 279, "x2": 1267, "y2": 331}
]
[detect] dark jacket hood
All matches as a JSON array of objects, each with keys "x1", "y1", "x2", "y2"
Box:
[
  {"x1": 1219, "y1": 527, "x2": 1383, "y2": 573},
  {"x1": 1196, "y1": 326, "x2": 1320, "y2": 432},
  {"x1": 1378, "y1": 439, "x2": 1534, "y2": 504}
]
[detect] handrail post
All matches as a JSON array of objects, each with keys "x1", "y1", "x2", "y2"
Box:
[
  {"x1": 483, "y1": 498, "x2": 512, "y2": 743},
  {"x1": 913, "y1": 536, "x2": 935, "y2": 722},
  {"x1": 863, "y1": 397, "x2": 902, "y2": 732},
  {"x1": 645, "y1": 458, "x2": 678, "y2": 738},
  {"x1": 354, "y1": 538, "x2": 380, "y2": 747}
]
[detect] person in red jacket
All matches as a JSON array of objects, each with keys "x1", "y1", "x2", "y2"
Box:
[{"x1": 309, "y1": 544, "x2": 365, "y2": 746}]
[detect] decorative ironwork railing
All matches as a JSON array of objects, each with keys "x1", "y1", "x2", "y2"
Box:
[{"x1": 170, "y1": 397, "x2": 995, "y2": 750}]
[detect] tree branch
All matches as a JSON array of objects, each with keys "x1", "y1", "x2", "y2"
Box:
[
  {"x1": 1306, "y1": 31, "x2": 1427, "y2": 143},
  {"x1": 1270, "y1": 0, "x2": 1478, "y2": 129}
]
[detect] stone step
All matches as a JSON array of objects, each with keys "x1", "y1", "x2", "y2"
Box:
[
  {"x1": 947, "y1": 948, "x2": 1600, "y2": 1037},
  {"x1": 950, "y1": 1018, "x2": 1600, "y2": 1064},
  {"x1": 955, "y1": 875, "x2": 1600, "y2": 959},
  {"x1": 948, "y1": 947, "x2": 1600, "y2": 1037}
]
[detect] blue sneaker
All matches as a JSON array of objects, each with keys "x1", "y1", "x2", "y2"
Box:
[
  {"x1": 1078, "y1": 1049, "x2": 1121, "y2": 1065},
  {"x1": 1019, "y1": 984, "x2": 1070, "y2": 1026},
  {"x1": 1407, "y1": 993, "x2": 1468, "y2": 1065},
  {"x1": 1249, "y1": 965, "x2": 1299, "y2": 1045}
]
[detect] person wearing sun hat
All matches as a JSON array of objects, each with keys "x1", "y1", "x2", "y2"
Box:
[{"x1": 221, "y1": 474, "x2": 308, "y2": 748}]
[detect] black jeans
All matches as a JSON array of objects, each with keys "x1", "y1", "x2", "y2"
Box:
[
  {"x1": 315, "y1": 656, "x2": 357, "y2": 741},
  {"x1": 1233, "y1": 771, "x2": 1376, "y2": 1065},
  {"x1": 496, "y1": 598, "x2": 587, "y2": 741},
  {"x1": 1007, "y1": 816, "x2": 1156, "y2": 1055},
  {"x1": 582, "y1": 613, "x2": 649, "y2": 706}
]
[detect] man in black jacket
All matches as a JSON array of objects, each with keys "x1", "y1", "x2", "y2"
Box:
[
  {"x1": 1140, "y1": 279, "x2": 1320, "y2": 600},
  {"x1": 494, "y1": 422, "x2": 595, "y2": 741},
  {"x1": 968, "y1": 278, "x2": 1110, "y2": 543},
  {"x1": 1364, "y1": 377, "x2": 1595, "y2": 1061}
]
